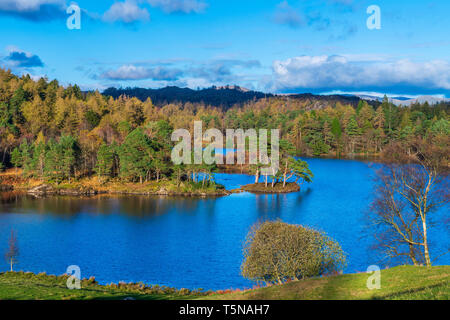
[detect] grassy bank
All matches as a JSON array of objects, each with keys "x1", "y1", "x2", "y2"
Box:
[
  {"x1": 0, "y1": 272, "x2": 207, "y2": 300},
  {"x1": 207, "y1": 266, "x2": 450, "y2": 300},
  {"x1": 0, "y1": 266, "x2": 448, "y2": 300}
]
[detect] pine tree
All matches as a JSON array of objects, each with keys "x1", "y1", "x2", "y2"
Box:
[
  {"x1": 10, "y1": 86, "x2": 26, "y2": 124},
  {"x1": 10, "y1": 147, "x2": 22, "y2": 172},
  {"x1": 32, "y1": 133, "x2": 47, "y2": 180},
  {"x1": 43, "y1": 135, "x2": 79, "y2": 182},
  {"x1": 288, "y1": 158, "x2": 314, "y2": 188},
  {"x1": 381, "y1": 95, "x2": 398, "y2": 137},
  {"x1": 95, "y1": 143, "x2": 115, "y2": 179},
  {"x1": 430, "y1": 119, "x2": 450, "y2": 136},
  {"x1": 59, "y1": 135, "x2": 80, "y2": 182},
  {"x1": 331, "y1": 117, "x2": 342, "y2": 139},
  {"x1": 399, "y1": 111, "x2": 412, "y2": 129},
  {"x1": 357, "y1": 103, "x2": 374, "y2": 130},
  {"x1": 373, "y1": 106, "x2": 385, "y2": 130},
  {"x1": 119, "y1": 128, "x2": 155, "y2": 183},
  {"x1": 19, "y1": 141, "x2": 33, "y2": 177},
  {"x1": 345, "y1": 116, "x2": 361, "y2": 154},
  {"x1": 322, "y1": 120, "x2": 334, "y2": 146},
  {"x1": 356, "y1": 100, "x2": 365, "y2": 114},
  {"x1": 44, "y1": 139, "x2": 61, "y2": 180},
  {"x1": 0, "y1": 102, "x2": 11, "y2": 128},
  {"x1": 345, "y1": 116, "x2": 361, "y2": 136}
]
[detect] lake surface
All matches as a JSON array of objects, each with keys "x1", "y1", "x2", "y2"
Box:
[{"x1": 0, "y1": 158, "x2": 448, "y2": 290}]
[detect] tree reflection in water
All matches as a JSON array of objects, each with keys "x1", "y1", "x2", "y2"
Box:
[{"x1": 0, "y1": 193, "x2": 218, "y2": 219}]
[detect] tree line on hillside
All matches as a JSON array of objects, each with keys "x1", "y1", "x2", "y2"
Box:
[
  {"x1": 9, "y1": 121, "x2": 219, "y2": 187},
  {"x1": 103, "y1": 86, "x2": 271, "y2": 109},
  {"x1": 0, "y1": 68, "x2": 449, "y2": 179}
]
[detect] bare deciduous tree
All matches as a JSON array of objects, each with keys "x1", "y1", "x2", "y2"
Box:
[{"x1": 369, "y1": 138, "x2": 449, "y2": 267}]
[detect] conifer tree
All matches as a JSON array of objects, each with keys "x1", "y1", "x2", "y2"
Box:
[
  {"x1": 119, "y1": 128, "x2": 155, "y2": 183},
  {"x1": 95, "y1": 143, "x2": 116, "y2": 179}
]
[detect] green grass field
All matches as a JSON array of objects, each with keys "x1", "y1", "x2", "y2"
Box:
[
  {"x1": 208, "y1": 265, "x2": 449, "y2": 300},
  {"x1": 0, "y1": 272, "x2": 201, "y2": 300},
  {"x1": 0, "y1": 265, "x2": 448, "y2": 300}
]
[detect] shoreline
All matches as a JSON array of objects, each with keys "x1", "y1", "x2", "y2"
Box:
[
  {"x1": 0, "y1": 171, "x2": 230, "y2": 198},
  {"x1": 1, "y1": 156, "x2": 389, "y2": 199},
  {"x1": 1, "y1": 182, "x2": 303, "y2": 198},
  {"x1": 1, "y1": 170, "x2": 304, "y2": 198},
  {"x1": 4, "y1": 183, "x2": 232, "y2": 198}
]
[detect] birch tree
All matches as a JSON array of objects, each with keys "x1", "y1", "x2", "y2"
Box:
[{"x1": 369, "y1": 139, "x2": 449, "y2": 267}]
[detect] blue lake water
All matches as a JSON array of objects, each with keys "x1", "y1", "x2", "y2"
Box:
[{"x1": 0, "y1": 158, "x2": 448, "y2": 290}]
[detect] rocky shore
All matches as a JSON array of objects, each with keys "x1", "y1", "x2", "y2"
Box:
[{"x1": 25, "y1": 184, "x2": 230, "y2": 198}]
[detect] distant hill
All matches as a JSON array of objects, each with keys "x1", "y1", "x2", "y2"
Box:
[
  {"x1": 103, "y1": 86, "x2": 271, "y2": 109},
  {"x1": 390, "y1": 96, "x2": 450, "y2": 106},
  {"x1": 351, "y1": 94, "x2": 450, "y2": 106},
  {"x1": 102, "y1": 86, "x2": 384, "y2": 110},
  {"x1": 286, "y1": 93, "x2": 380, "y2": 109}
]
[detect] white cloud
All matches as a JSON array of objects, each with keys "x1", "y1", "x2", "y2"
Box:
[
  {"x1": 146, "y1": 0, "x2": 207, "y2": 14},
  {"x1": 269, "y1": 55, "x2": 450, "y2": 94},
  {"x1": 103, "y1": 0, "x2": 150, "y2": 23},
  {"x1": 0, "y1": 0, "x2": 66, "y2": 20},
  {"x1": 0, "y1": 0, "x2": 64, "y2": 11},
  {"x1": 2, "y1": 46, "x2": 44, "y2": 69},
  {"x1": 100, "y1": 64, "x2": 182, "y2": 80}
]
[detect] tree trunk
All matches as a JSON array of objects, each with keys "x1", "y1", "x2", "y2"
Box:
[
  {"x1": 409, "y1": 244, "x2": 419, "y2": 266},
  {"x1": 422, "y1": 219, "x2": 431, "y2": 267},
  {"x1": 406, "y1": 230, "x2": 419, "y2": 266},
  {"x1": 271, "y1": 167, "x2": 277, "y2": 188},
  {"x1": 255, "y1": 168, "x2": 259, "y2": 184}
]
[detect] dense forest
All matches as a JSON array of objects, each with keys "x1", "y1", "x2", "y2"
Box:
[
  {"x1": 102, "y1": 86, "x2": 379, "y2": 110},
  {"x1": 102, "y1": 85, "x2": 272, "y2": 109},
  {"x1": 0, "y1": 68, "x2": 449, "y2": 185}
]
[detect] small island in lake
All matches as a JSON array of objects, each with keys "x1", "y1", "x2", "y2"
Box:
[
  {"x1": 236, "y1": 157, "x2": 313, "y2": 194},
  {"x1": 240, "y1": 182, "x2": 300, "y2": 194}
]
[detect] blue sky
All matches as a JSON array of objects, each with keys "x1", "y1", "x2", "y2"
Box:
[{"x1": 0, "y1": 0, "x2": 449, "y2": 97}]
